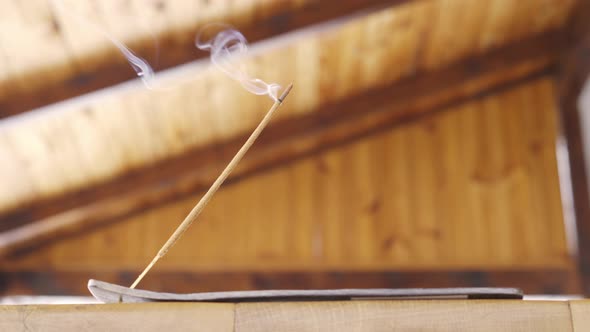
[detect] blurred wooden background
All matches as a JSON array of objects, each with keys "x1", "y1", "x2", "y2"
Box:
[{"x1": 0, "y1": 0, "x2": 589, "y2": 296}]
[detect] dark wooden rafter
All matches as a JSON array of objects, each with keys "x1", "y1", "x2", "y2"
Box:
[
  {"x1": 0, "y1": 29, "x2": 566, "y2": 259},
  {"x1": 0, "y1": 269, "x2": 581, "y2": 296},
  {"x1": 0, "y1": 0, "x2": 409, "y2": 119},
  {"x1": 557, "y1": 0, "x2": 590, "y2": 295}
]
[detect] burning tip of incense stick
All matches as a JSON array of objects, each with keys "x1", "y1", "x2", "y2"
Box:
[{"x1": 278, "y1": 83, "x2": 294, "y2": 103}]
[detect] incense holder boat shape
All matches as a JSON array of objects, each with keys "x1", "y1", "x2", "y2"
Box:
[{"x1": 88, "y1": 279, "x2": 523, "y2": 303}]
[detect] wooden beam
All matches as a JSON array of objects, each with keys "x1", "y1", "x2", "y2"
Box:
[
  {"x1": 0, "y1": 30, "x2": 565, "y2": 258},
  {"x1": 0, "y1": 0, "x2": 407, "y2": 118},
  {"x1": 557, "y1": 0, "x2": 590, "y2": 295},
  {"x1": 0, "y1": 269, "x2": 580, "y2": 296}
]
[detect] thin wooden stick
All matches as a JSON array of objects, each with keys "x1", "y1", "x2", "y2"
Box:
[{"x1": 130, "y1": 83, "x2": 293, "y2": 289}]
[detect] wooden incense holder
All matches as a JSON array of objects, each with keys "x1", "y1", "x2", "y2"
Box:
[
  {"x1": 87, "y1": 84, "x2": 292, "y2": 301},
  {"x1": 86, "y1": 82, "x2": 525, "y2": 304},
  {"x1": 88, "y1": 279, "x2": 523, "y2": 303}
]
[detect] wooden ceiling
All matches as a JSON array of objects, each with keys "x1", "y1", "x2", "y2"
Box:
[
  {"x1": 0, "y1": 0, "x2": 581, "y2": 259},
  {"x1": 3, "y1": 77, "x2": 568, "y2": 272},
  {"x1": 0, "y1": 0, "x2": 402, "y2": 117}
]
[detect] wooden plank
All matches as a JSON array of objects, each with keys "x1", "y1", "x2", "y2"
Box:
[
  {"x1": 0, "y1": 302, "x2": 234, "y2": 332},
  {"x1": 407, "y1": 115, "x2": 440, "y2": 263},
  {"x1": 570, "y1": 300, "x2": 590, "y2": 331},
  {"x1": 0, "y1": 300, "x2": 583, "y2": 332},
  {"x1": 454, "y1": 103, "x2": 488, "y2": 261},
  {"x1": 501, "y1": 90, "x2": 537, "y2": 261},
  {"x1": 235, "y1": 300, "x2": 573, "y2": 332},
  {"x1": 376, "y1": 123, "x2": 412, "y2": 263},
  {"x1": 526, "y1": 81, "x2": 569, "y2": 262},
  {"x1": 0, "y1": 31, "x2": 565, "y2": 258}
]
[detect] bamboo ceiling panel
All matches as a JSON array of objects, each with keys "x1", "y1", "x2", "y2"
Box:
[
  {"x1": 0, "y1": 0, "x2": 576, "y2": 217},
  {"x1": 4, "y1": 78, "x2": 569, "y2": 272}
]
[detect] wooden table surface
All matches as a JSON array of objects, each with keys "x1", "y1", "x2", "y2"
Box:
[{"x1": 0, "y1": 299, "x2": 588, "y2": 331}]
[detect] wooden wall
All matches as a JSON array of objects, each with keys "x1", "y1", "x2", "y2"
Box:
[{"x1": 3, "y1": 78, "x2": 569, "y2": 278}]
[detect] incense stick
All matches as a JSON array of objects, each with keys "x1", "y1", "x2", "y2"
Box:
[{"x1": 130, "y1": 83, "x2": 293, "y2": 289}]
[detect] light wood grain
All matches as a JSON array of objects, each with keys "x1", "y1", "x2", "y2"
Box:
[
  {"x1": 0, "y1": 300, "x2": 588, "y2": 331},
  {"x1": 0, "y1": 0, "x2": 577, "y2": 115},
  {"x1": 0, "y1": 0, "x2": 393, "y2": 116},
  {"x1": 235, "y1": 300, "x2": 574, "y2": 332},
  {"x1": 570, "y1": 300, "x2": 590, "y2": 331},
  {"x1": 0, "y1": 302, "x2": 234, "y2": 332},
  {"x1": 0, "y1": 0, "x2": 576, "y2": 217},
  {"x1": 2, "y1": 77, "x2": 569, "y2": 273}
]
